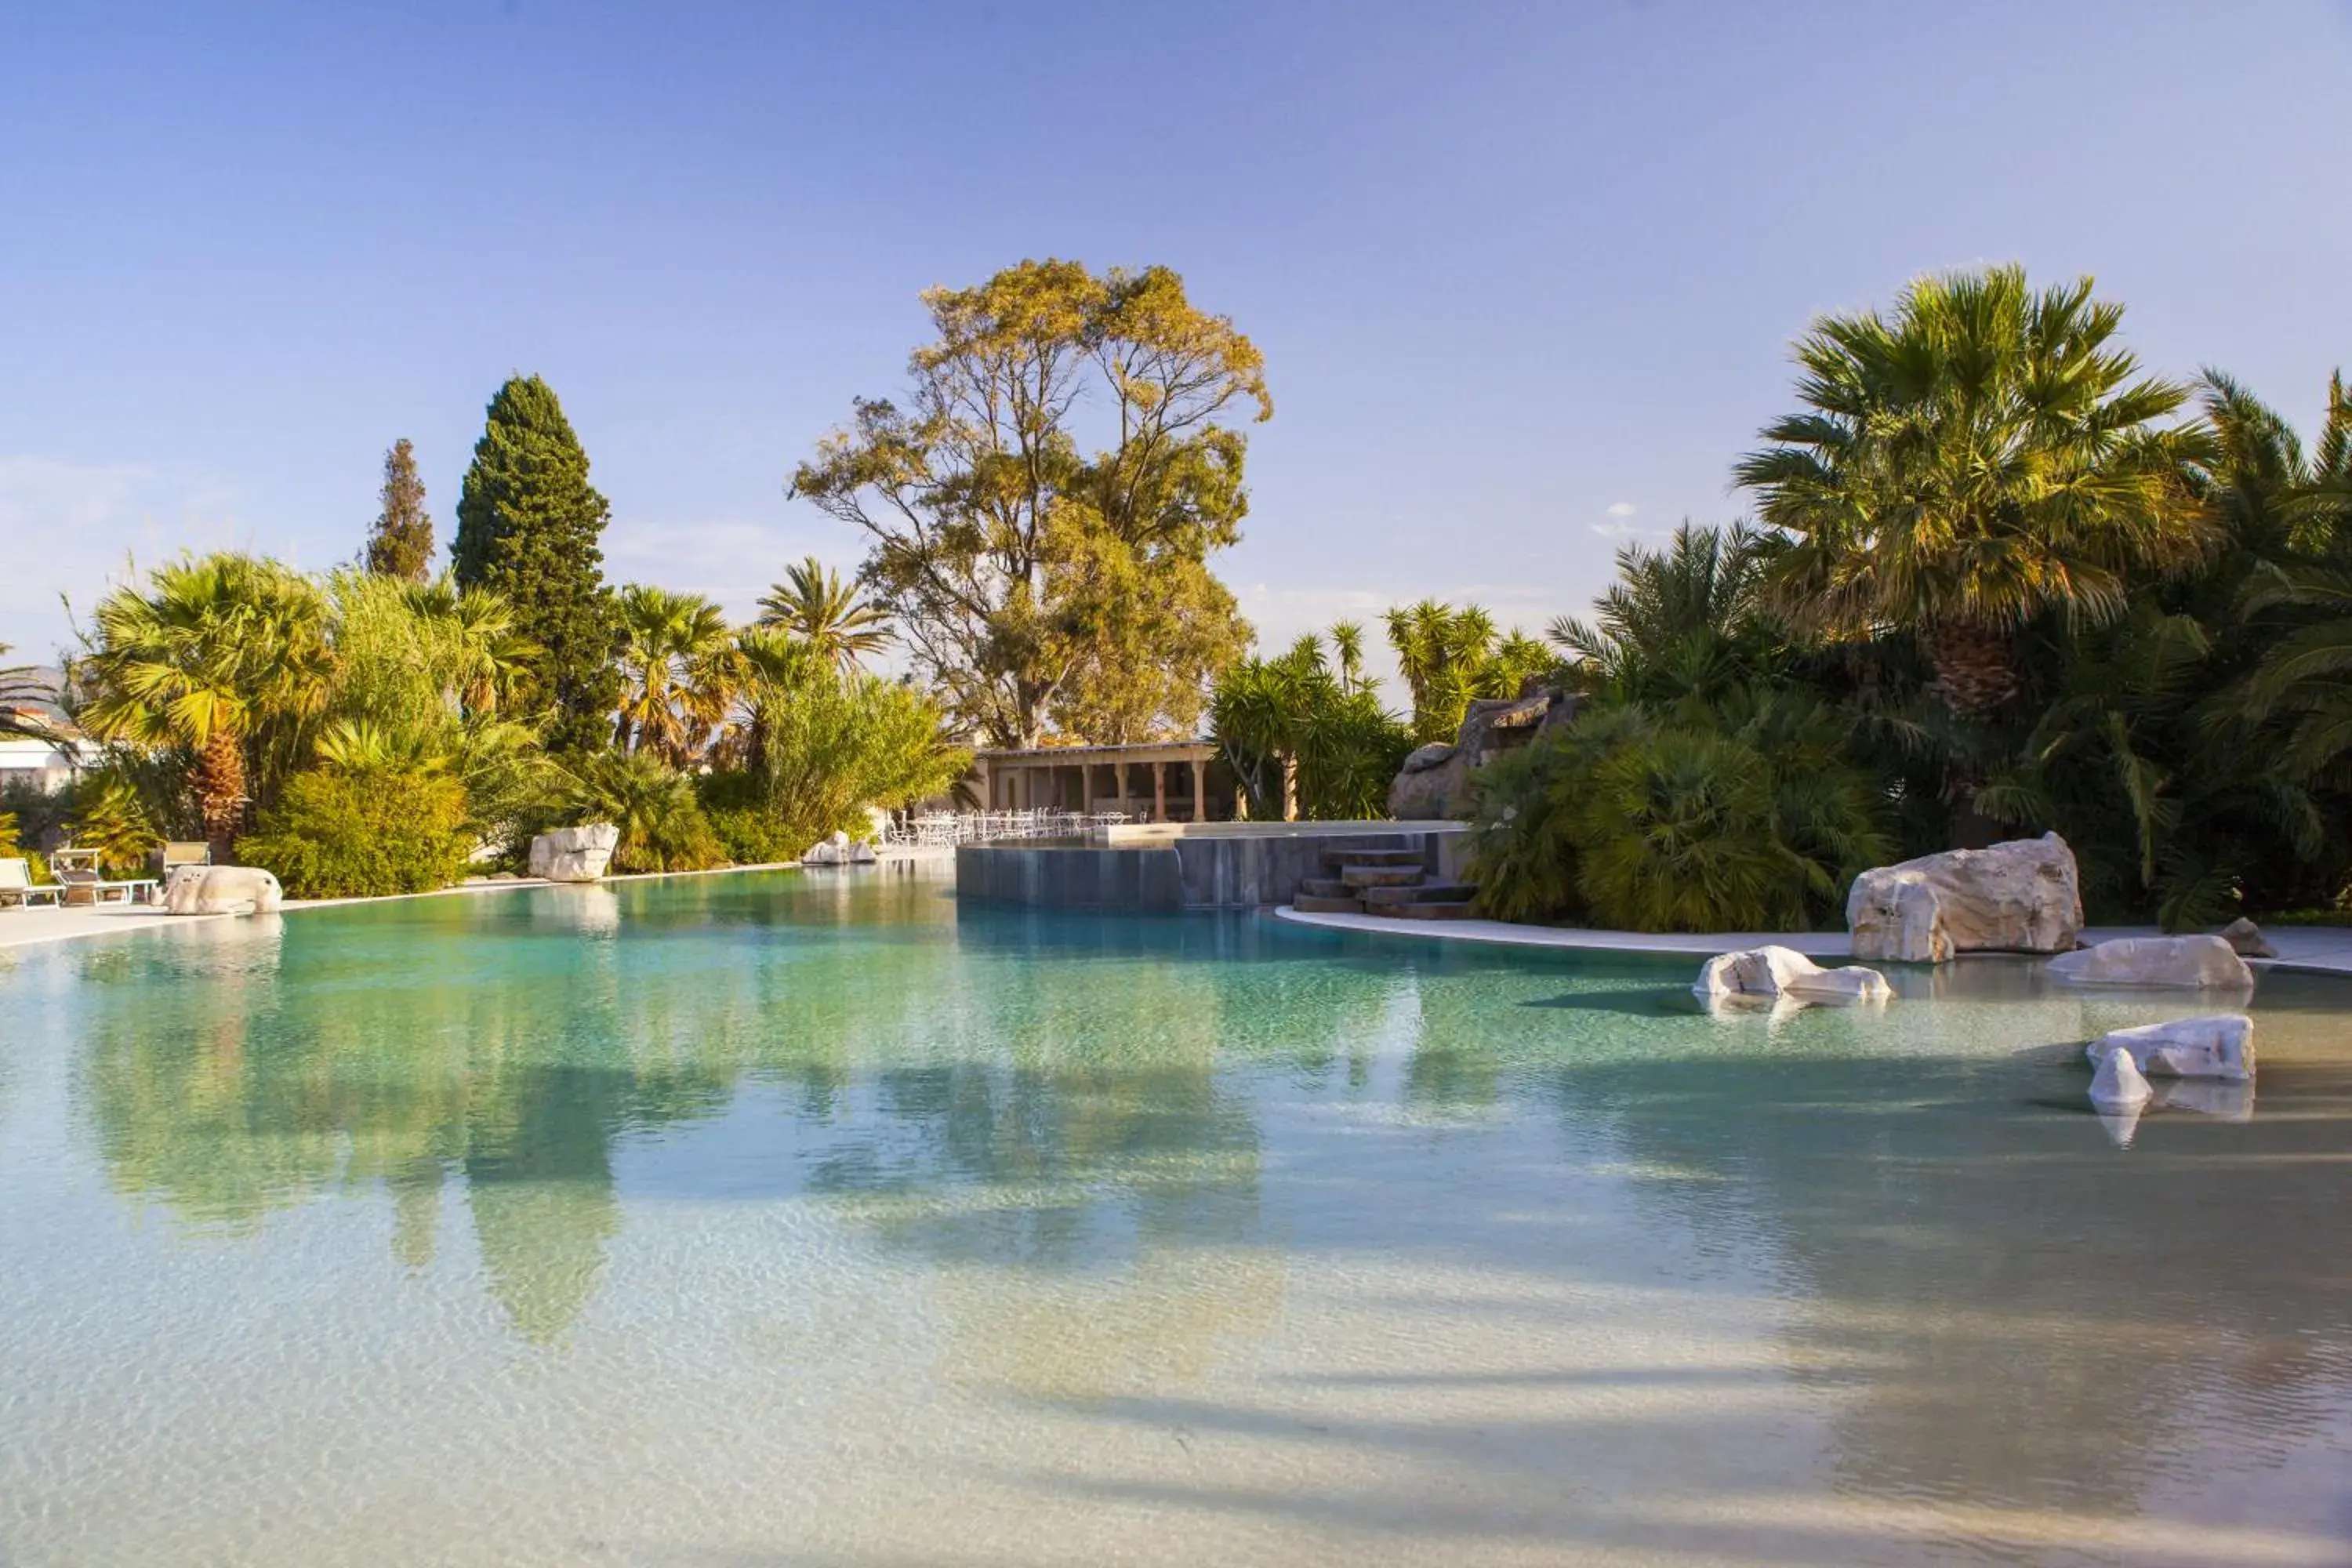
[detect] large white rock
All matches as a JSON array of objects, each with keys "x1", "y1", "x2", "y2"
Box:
[
  {"x1": 2085, "y1": 1014, "x2": 2256, "y2": 1082},
  {"x1": 163, "y1": 863, "x2": 284, "y2": 915},
  {"x1": 528, "y1": 823, "x2": 618, "y2": 883},
  {"x1": 1693, "y1": 945, "x2": 1893, "y2": 1005},
  {"x1": 2048, "y1": 935, "x2": 2253, "y2": 990},
  {"x1": 2089, "y1": 1044, "x2": 2153, "y2": 1111},
  {"x1": 1846, "y1": 833, "x2": 2082, "y2": 964},
  {"x1": 801, "y1": 830, "x2": 853, "y2": 866}
]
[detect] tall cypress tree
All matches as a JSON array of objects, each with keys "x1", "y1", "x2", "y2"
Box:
[
  {"x1": 453, "y1": 376, "x2": 622, "y2": 753},
  {"x1": 365, "y1": 437, "x2": 435, "y2": 580}
]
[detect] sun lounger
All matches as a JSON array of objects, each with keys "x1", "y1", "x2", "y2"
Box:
[
  {"x1": 49, "y1": 850, "x2": 160, "y2": 906},
  {"x1": 0, "y1": 858, "x2": 64, "y2": 908}
]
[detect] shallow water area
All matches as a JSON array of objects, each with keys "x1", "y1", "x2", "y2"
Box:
[{"x1": 3, "y1": 867, "x2": 2350, "y2": 1566}]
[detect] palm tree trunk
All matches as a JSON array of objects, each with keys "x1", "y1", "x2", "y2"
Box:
[
  {"x1": 194, "y1": 729, "x2": 248, "y2": 859},
  {"x1": 1926, "y1": 620, "x2": 2022, "y2": 720}
]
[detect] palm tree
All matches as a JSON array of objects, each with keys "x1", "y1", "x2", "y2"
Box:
[
  {"x1": 0, "y1": 644, "x2": 59, "y2": 743},
  {"x1": 1735, "y1": 265, "x2": 2214, "y2": 724},
  {"x1": 757, "y1": 557, "x2": 891, "y2": 671},
  {"x1": 75, "y1": 554, "x2": 334, "y2": 855},
  {"x1": 613, "y1": 585, "x2": 735, "y2": 765},
  {"x1": 1547, "y1": 522, "x2": 1782, "y2": 703}
]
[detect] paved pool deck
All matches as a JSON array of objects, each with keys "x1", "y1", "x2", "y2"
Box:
[{"x1": 1272, "y1": 906, "x2": 2352, "y2": 978}]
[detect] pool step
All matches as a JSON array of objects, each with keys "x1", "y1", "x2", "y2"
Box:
[
  {"x1": 1359, "y1": 881, "x2": 1479, "y2": 908},
  {"x1": 1388, "y1": 900, "x2": 1475, "y2": 920},
  {"x1": 1340, "y1": 864, "x2": 1426, "y2": 889},
  {"x1": 1299, "y1": 877, "x2": 1356, "y2": 899},
  {"x1": 1292, "y1": 893, "x2": 1365, "y2": 913},
  {"x1": 1322, "y1": 848, "x2": 1425, "y2": 869}
]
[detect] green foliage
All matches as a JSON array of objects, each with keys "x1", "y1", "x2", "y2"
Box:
[
  {"x1": 756, "y1": 557, "x2": 891, "y2": 671},
  {"x1": 365, "y1": 437, "x2": 435, "y2": 581},
  {"x1": 1548, "y1": 523, "x2": 1789, "y2": 705},
  {"x1": 1468, "y1": 694, "x2": 1889, "y2": 932},
  {"x1": 753, "y1": 667, "x2": 971, "y2": 854},
  {"x1": 614, "y1": 584, "x2": 735, "y2": 764},
  {"x1": 1737, "y1": 264, "x2": 2214, "y2": 724},
  {"x1": 790, "y1": 260, "x2": 1263, "y2": 746},
  {"x1": 557, "y1": 751, "x2": 724, "y2": 875},
  {"x1": 452, "y1": 375, "x2": 623, "y2": 753},
  {"x1": 66, "y1": 768, "x2": 166, "y2": 874},
  {"x1": 73, "y1": 553, "x2": 335, "y2": 849},
  {"x1": 237, "y1": 764, "x2": 471, "y2": 898},
  {"x1": 1210, "y1": 631, "x2": 1412, "y2": 819},
  {"x1": 695, "y1": 771, "x2": 800, "y2": 865},
  {"x1": 1384, "y1": 601, "x2": 1555, "y2": 745},
  {"x1": 1, "y1": 644, "x2": 59, "y2": 743}
]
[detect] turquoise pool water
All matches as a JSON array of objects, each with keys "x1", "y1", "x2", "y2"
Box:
[{"x1": 3, "y1": 868, "x2": 2350, "y2": 1566}]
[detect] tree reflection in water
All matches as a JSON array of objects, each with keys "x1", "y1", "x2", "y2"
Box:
[{"x1": 56, "y1": 873, "x2": 2352, "y2": 1533}]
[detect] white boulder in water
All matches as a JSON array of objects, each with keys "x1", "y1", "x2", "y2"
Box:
[
  {"x1": 2049, "y1": 935, "x2": 2253, "y2": 989},
  {"x1": 1693, "y1": 945, "x2": 1893, "y2": 1005},
  {"x1": 2086, "y1": 1014, "x2": 2256, "y2": 1082},
  {"x1": 529, "y1": 823, "x2": 619, "y2": 883},
  {"x1": 2089, "y1": 1044, "x2": 2153, "y2": 1112},
  {"x1": 1846, "y1": 832, "x2": 2082, "y2": 964}
]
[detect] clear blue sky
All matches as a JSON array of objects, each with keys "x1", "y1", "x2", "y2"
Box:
[{"x1": 6, "y1": 2, "x2": 2350, "y2": 692}]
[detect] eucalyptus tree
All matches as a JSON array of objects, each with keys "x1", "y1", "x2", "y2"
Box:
[
  {"x1": 790, "y1": 260, "x2": 1265, "y2": 747},
  {"x1": 1735, "y1": 266, "x2": 2214, "y2": 728}
]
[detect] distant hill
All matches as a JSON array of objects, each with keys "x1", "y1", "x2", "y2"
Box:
[{"x1": 3, "y1": 665, "x2": 69, "y2": 722}]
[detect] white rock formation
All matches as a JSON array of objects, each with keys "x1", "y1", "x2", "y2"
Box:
[
  {"x1": 2216, "y1": 917, "x2": 2278, "y2": 960},
  {"x1": 2089, "y1": 1044, "x2": 2153, "y2": 1112},
  {"x1": 1693, "y1": 945, "x2": 1893, "y2": 1005},
  {"x1": 1846, "y1": 833, "x2": 2083, "y2": 964},
  {"x1": 162, "y1": 864, "x2": 284, "y2": 915},
  {"x1": 802, "y1": 831, "x2": 855, "y2": 866},
  {"x1": 528, "y1": 823, "x2": 619, "y2": 883},
  {"x1": 2085, "y1": 1014, "x2": 2256, "y2": 1081},
  {"x1": 2048, "y1": 935, "x2": 2253, "y2": 990},
  {"x1": 848, "y1": 840, "x2": 877, "y2": 865}
]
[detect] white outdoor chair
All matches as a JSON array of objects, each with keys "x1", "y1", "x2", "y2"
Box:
[{"x1": 0, "y1": 858, "x2": 63, "y2": 908}]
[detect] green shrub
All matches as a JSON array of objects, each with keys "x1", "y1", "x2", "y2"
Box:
[
  {"x1": 1466, "y1": 691, "x2": 1889, "y2": 933},
  {"x1": 65, "y1": 768, "x2": 165, "y2": 875},
  {"x1": 695, "y1": 771, "x2": 798, "y2": 865},
  {"x1": 238, "y1": 764, "x2": 472, "y2": 898},
  {"x1": 561, "y1": 751, "x2": 724, "y2": 874},
  {"x1": 755, "y1": 673, "x2": 969, "y2": 852}
]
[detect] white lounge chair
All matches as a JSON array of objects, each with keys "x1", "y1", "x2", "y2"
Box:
[
  {"x1": 0, "y1": 858, "x2": 63, "y2": 909},
  {"x1": 49, "y1": 849, "x2": 160, "y2": 906}
]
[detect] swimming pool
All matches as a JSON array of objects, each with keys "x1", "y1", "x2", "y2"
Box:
[{"x1": 3, "y1": 868, "x2": 2348, "y2": 1565}]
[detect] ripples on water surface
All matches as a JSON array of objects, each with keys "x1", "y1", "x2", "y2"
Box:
[{"x1": 2, "y1": 868, "x2": 2350, "y2": 1566}]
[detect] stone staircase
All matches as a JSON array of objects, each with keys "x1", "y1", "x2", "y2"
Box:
[{"x1": 1290, "y1": 848, "x2": 1477, "y2": 920}]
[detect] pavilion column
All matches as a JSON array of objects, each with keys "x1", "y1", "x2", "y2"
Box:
[
  {"x1": 1192, "y1": 760, "x2": 1207, "y2": 823},
  {"x1": 1115, "y1": 761, "x2": 1130, "y2": 816},
  {"x1": 1152, "y1": 761, "x2": 1168, "y2": 823},
  {"x1": 1080, "y1": 762, "x2": 1093, "y2": 813}
]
